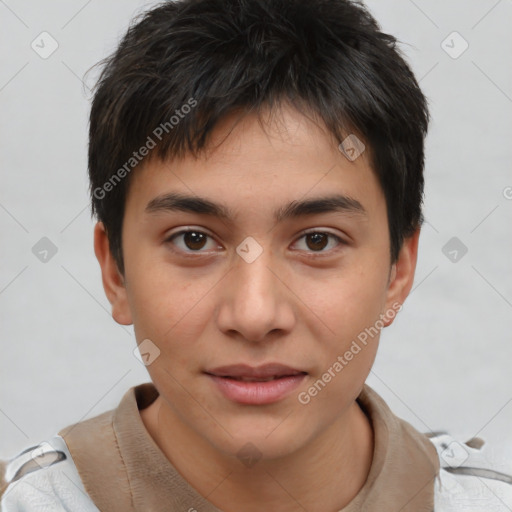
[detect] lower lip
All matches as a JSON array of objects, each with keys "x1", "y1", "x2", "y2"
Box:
[{"x1": 207, "y1": 373, "x2": 307, "y2": 405}]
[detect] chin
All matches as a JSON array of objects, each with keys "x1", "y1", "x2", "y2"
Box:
[{"x1": 207, "y1": 420, "x2": 312, "y2": 463}]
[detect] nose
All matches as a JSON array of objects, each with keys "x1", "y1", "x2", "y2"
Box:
[{"x1": 215, "y1": 248, "x2": 296, "y2": 343}]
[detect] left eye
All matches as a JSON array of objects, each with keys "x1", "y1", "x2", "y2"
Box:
[
  {"x1": 293, "y1": 232, "x2": 343, "y2": 253},
  {"x1": 167, "y1": 230, "x2": 220, "y2": 252}
]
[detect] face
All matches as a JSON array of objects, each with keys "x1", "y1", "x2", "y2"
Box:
[{"x1": 95, "y1": 104, "x2": 419, "y2": 462}]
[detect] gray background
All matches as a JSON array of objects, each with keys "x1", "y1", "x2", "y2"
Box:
[{"x1": 1, "y1": 0, "x2": 511, "y2": 471}]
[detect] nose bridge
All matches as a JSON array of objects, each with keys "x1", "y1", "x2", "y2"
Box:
[
  {"x1": 236, "y1": 250, "x2": 276, "y2": 308},
  {"x1": 216, "y1": 242, "x2": 294, "y2": 342}
]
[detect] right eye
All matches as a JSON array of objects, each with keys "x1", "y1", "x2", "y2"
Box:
[{"x1": 165, "y1": 228, "x2": 223, "y2": 254}]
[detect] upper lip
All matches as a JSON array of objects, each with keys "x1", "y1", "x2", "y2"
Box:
[{"x1": 205, "y1": 363, "x2": 307, "y2": 379}]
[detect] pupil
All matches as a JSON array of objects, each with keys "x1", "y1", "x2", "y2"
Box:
[
  {"x1": 184, "y1": 232, "x2": 206, "y2": 250},
  {"x1": 307, "y1": 233, "x2": 327, "y2": 251}
]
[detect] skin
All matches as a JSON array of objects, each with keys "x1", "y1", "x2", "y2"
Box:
[{"x1": 94, "y1": 103, "x2": 420, "y2": 512}]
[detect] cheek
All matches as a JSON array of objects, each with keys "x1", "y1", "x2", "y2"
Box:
[
  {"x1": 126, "y1": 262, "x2": 217, "y2": 359},
  {"x1": 301, "y1": 270, "x2": 385, "y2": 414},
  {"x1": 124, "y1": 257, "x2": 178, "y2": 333},
  {"x1": 317, "y1": 260, "x2": 389, "y2": 336},
  {"x1": 303, "y1": 264, "x2": 389, "y2": 399}
]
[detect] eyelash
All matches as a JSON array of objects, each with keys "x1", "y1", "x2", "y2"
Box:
[{"x1": 164, "y1": 228, "x2": 345, "y2": 256}]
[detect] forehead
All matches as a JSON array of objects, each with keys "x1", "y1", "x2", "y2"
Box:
[{"x1": 125, "y1": 103, "x2": 383, "y2": 221}]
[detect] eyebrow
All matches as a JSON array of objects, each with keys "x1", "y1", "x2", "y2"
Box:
[{"x1": 145, "y1": 192, "x2": 367, "y2": 223}]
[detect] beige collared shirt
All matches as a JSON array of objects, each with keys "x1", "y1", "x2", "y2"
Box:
[{"x1": 56, "y1": 382, "x2": 440, "y2": 511}]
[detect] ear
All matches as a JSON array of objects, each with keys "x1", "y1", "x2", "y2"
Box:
[
  {"x1": 93, "y1": 221, "x2": 133, "y2": 325},
  {"x1": 381, "y1": 227, "x2": 420, "y2": 327}
]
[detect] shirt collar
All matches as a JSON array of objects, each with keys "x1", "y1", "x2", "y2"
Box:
[{"x1": 67, "y1": 381, "x2": 439, "y2": 511}]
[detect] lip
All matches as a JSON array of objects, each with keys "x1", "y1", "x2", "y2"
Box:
[{"x1": 204, "y1": 363, "x2": 308, "y2": 405}]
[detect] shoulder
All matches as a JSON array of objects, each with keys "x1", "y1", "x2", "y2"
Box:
[
  {"x1": 1, "y1": 435, "x2": 100, "y2": 512},
  {"x1": 428, "y1": 431, "x2": 512, "y2": 511}
]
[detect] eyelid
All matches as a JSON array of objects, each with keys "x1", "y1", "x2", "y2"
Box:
[
  {"x1": 296, "y1": 227, "x2": 348, "y2": 244},
  {"x1": 299, "y1": 227, "x2": 345, "y2": 238},
  {"x1": 166, "y1": 226, "x2": 215, "y2": 238}
]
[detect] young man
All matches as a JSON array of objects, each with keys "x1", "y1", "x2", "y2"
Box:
[{"x1": 2, "y1": 0, "x2": 511, "y2": 510}]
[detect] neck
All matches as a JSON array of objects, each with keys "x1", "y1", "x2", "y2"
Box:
[{"x1": 141, "y1": 397, "x2": 373, "y2": 512}]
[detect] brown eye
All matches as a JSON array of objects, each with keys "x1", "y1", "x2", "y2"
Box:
[
  {"x1": 183, "y1": 231, "x2": 207, "y2": 250},
  {"x1": 293, "y1": 231, "x2": 343, "y2": 254},
  {"x1": 305, "y1": 233, "x2": 329, "y2": 251},
  {"x1": 166, "y1": 229, "x2": 219, "y2": 253}
]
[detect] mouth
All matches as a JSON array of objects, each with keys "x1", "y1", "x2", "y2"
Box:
[
  {"x1": 204, "y1": 363, "x2": 308, "y2": 404},
  {"x1": 205, "y1": 363, "x2": 307, "y2": 380}
]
